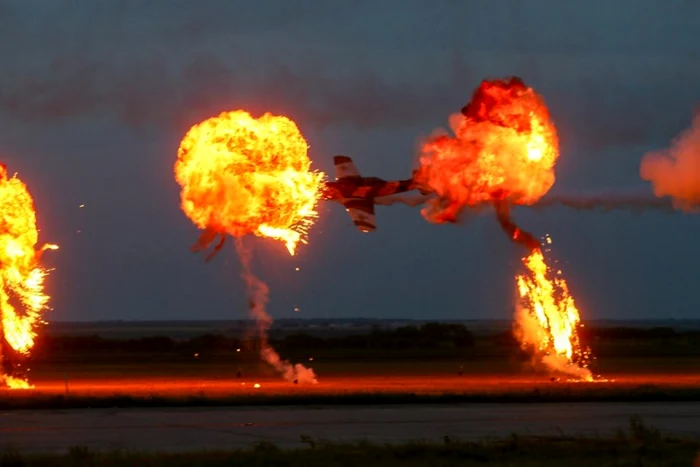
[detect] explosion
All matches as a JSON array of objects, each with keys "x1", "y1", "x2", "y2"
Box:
[
  {"x1": 515, "y1": 244, "x2": 592, "y2": 381},
  {"x1": 175, "y1": 110, "x2": 321, "y2": 383},
  {"x1": 414, "y1": 77, "x2": 559, "y2": 223},
  {"x1": 415, "y1": 77, "x2": 593, "y2": 380},
  {"x1": 174, "y1": 110, "x2": 325, "y2": 255},
  {"x1": 640, "y1": 112, "x2": 700, "y2": 212},
  {"x1": 0, "y1": 164, "x2": 58, "y2": 388}
]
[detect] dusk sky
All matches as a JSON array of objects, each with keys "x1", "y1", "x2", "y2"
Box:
[{"x1": 1, "y1": 0, "x2": 698, "y2": 322}]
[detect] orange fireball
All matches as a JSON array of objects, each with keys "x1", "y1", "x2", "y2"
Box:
[
  {"x1": 0, "y1": 164, "x2": 58, "y2": 388},
  {"x1": 415, "y1": 77, "x2": 559, "y2": 222},
  {"x1": 174, "y1": 111, "x2": 325, "y2": 255},
  {"x1": 415, "y1": 78, "x2": 593, "y2": 381}
]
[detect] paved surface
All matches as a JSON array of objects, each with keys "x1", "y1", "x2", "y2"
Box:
[{"x1": 2, "y1": 402, "x2": 700, "y2": 454}]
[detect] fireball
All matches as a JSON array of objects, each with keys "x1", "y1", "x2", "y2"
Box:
[
  {"x1": 415, "y1": 77, "x2": 559, "y2": 222},
  {"x1": 0, "y1": 164, "x2": 58, "y2": 387},
  {"x1": 415, "y1": 78, "x2": 592, "y2": 381},
  {"x1": 174, "y1": 110, "x2": 325, "y2": 255}
]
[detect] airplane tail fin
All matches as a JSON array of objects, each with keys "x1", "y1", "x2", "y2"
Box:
[{"x1": 334, "y1": 155, "x2": 361, "y2": 180}]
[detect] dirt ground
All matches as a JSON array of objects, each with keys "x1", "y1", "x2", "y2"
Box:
[{"x1": 2, "y1": 371, "x2": 699, "y2": 397}]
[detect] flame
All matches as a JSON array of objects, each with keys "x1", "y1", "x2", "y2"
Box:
[
  {"x1": 2, "y1": 375, "x2": 34, "y2": 389},
  {"x1": 0, "y1": 164, "x2": 57, "y2": 387},
  {"x1": 515, "y1": 247, "x2": 592, "y2": 381},
  {"x1": 415, "y1": 77, "x2": 559, "y2": 222},
  {"x1": 174, "y1": 110, "x2": 325, "y2": 255},
  {"x1": 413, "y1": 78, "x2": 594, "y2": 381}
]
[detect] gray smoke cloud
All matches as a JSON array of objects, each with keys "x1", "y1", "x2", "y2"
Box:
[
  {"x1": 532, "y1": 191, "x2": 675, "y2": 213},
  {"x1": 0, "y1": 54, "x2": 454, "y2": 132},
  {"x1": 376, "y1": 190, "x2": 676, "y2": 214},
  {"x1": 2, "y1": 1, "x2": 698, "y2": 150}
]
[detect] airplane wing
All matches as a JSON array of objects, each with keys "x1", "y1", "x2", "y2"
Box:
[
  {"x1": 375, "y1": 179, "x2": 414, "y2": 197},
  {"x1": 343, "y1": 199, "x2": 376, "y2": 233},
  {"x1": 334, "y1": 155, "x2": 361, "y2": 181}
]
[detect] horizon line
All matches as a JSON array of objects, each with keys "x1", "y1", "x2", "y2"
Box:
[{"x1": 46, "y1": 317, "x2": 700, "y2": 324}]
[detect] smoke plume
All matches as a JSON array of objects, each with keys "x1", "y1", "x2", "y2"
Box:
[
  {"x1": 235, "y1": 238, "x2": 317, "y2": 384},
  {"x1": 533, "y1": 191, "x2": 675, "y2": 213},
  {"x1": 640, "y1": 114, "x2": 700, "y2": 212},
  {"x1": 378, "y1": 194, "x2": 542, "y2": 251},
  {"x1": 494, "y1": 201, "x2": 541, "y2": 251},
  {"x1": 376, "y1": 190, "x2": 675, "y2": 215}
]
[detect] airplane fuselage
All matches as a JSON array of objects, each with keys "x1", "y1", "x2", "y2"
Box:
[{"x1": 323, "y1": 177, "x2": 414, "y2": 202}]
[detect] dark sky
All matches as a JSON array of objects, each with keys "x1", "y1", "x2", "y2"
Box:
[{"x1": 1, "y1": 0, "x2": 698, "y2": 322}]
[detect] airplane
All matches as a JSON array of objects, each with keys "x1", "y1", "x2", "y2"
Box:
[
  {"x1": 322, "y1": 155, "x2": 428, "y2": 233},
  {"x1": 191, "y1": 155, "x2": 430, "y2": 261}
]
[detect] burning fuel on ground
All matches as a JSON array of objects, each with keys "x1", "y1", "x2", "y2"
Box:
[
  {"x1": 174, "y1": 110, "x2": 322, "y2": 383},
  {"x1": 414, "y1": 77, "x2": 594, "y2": 380},
  {"x1": 515, "y1": 241, "x2": 593, "y2": 381},
  {"x1": 0, "y1": 164, "x2": 58, "y2": 389}
]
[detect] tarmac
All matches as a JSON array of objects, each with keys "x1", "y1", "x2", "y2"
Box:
[{"x1": 2, "y1": 402, "x2": 700, "y2": 454}]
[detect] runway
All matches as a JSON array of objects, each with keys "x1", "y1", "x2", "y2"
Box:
[
  {"x1": 1, "y1": 372, "x2": 699, "y2": 453},
  {"x1": 2, "y1": 402, "x2": 700, "y2": 454}
]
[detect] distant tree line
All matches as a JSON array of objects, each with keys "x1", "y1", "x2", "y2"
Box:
[
  {"x1": 19, "y1": 325, "x2": 700, "y2": 361},
  {"x1": 580, "y1": 326, "x2": 700, "y2": 341},
  {"x1": 28, "y1": 323, "x2": 476, "y2": 355},
  {"x1": 277, "y1": 323, "x2": 476, "y2": 350}
]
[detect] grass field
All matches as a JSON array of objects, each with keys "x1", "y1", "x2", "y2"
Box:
[{"x1": 3, "y1": 417, "x2": 699, "y2": 466}]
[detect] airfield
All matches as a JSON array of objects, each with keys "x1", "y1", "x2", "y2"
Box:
[
  {"x1": 2, "y1": 371, "x2": 700, "y2": 454},
  {"x1": 2, "y1": 319, "x2": 700, "y2": 456},
  {"x1": 3, "y1": 318, "x2": 699, "y2": 406}
]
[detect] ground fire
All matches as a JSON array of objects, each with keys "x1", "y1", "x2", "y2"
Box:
[
  {"x1": 515, "y1": 241, "x2": 593, "y2": 381},
  {"x1": 414, "y1": 77, "x2": 593, "y2": 380},
  {"x1": 174, "y1": 110, "x2": 321, "y2": 383},
  {"x1": 0, "y1": 164, "x2": 58, "y2": 389}
]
